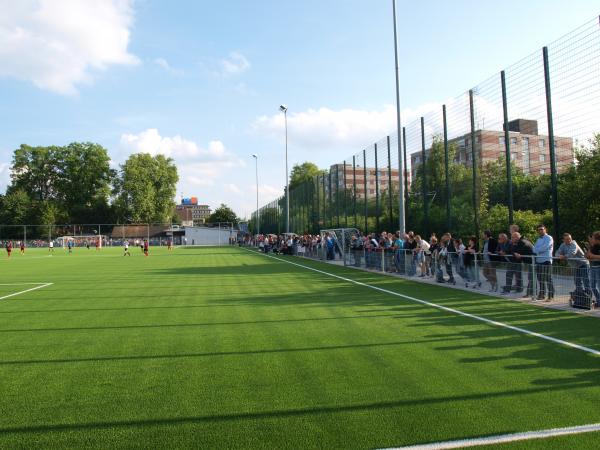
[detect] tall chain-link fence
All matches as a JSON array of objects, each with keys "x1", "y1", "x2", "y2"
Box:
[{"x1": 252, "y1": 17, "x2": 600, "y2": 243}]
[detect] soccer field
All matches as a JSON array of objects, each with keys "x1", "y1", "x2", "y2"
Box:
[{"x1": 0, "y1": 246, "x2": 599, "y2": 449}]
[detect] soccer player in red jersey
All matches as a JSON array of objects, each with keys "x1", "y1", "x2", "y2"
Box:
[
  {"x1": 95, "y1": 239, "x2": 100, "y2": 251},
  {"x1": 143, "y1": 239, "x2": 149, "y2": 257},
  {"x1": 20, "y1": 241, "x2": 25, "y2": 255},
  {"x1": 167, "y1": 239, "x2": 173, "y2": 251},
  {"x1": 6, "y1": 240, "x2": 12, "y2": 258}
]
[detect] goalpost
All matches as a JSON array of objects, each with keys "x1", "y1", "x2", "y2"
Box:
[
  {"x1": 319, "y1": 228, "x2": 361, "y2": 265},
  {"x1": 57, "y1": 235, "x2": 108, "y2": 248}
]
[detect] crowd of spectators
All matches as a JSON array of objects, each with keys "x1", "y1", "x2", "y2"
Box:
[{"x1": 250, "y1": 226, "x2": 600, "y2": 306}]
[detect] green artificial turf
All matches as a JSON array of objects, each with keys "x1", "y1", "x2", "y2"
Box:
[{"x1": 0, "y1": 246, "x2": 599, "y2": 449}]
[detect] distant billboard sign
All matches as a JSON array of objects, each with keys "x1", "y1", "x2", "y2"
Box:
[{"x1": 181, "y1": 197, "x2": 198, "y2": 205}]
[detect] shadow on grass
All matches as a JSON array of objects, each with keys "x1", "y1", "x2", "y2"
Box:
[
  {"x1": 0, "y1": 312, "x2": 401, "y2": 334},
  {"x1": 0, "y1": 382, "x2": 593, "y2": 435},
  {"x1": 0, "y1": 337, "x2": 469, "y2": 366}
]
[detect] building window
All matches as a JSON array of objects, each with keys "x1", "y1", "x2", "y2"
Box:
[
  {"x1": 539, "y1": 169, "x2": 545, "y2": 175},
  {"x1": 539, "y1": 154, "x2": 546, "y2": 162},
  {"x1": 498, "y1": 137, "x2": 505, "y2": 146},
  {"x1": 476, "y1": 136, "x2": 480, "y2": 144},
  {"x1": 511, "y1": 137, "x2": 517, "y2": 145},
  {"x1": 539, "y1": 139, "x2": 545, "y2": 148},
  {"x1": 511, "y1": 152, "x2": 517, "y2": 161},
  {"x1": 465, "y1": 138, "x2": 469, "y2": 147}
]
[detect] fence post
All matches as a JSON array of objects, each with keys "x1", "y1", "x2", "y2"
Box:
[
  {"x1": 402, "y1": 126, "x2": 409, "y2": 226},
  {"x1": 353, "y1": 156, "x2": 357, "y2": 228},
  {"x1": 343, "y1": 160, "x2": 348, "y2": 228},
  {"x1": 501, "y1": 70, "x2": 514, "y2": 228},
  {"x1": 335, "y1": 165, "x2": 340, "y2": 228},
  {"x1": 322, "y1": 174, "x2": 326, "y2": 229},
  {"x1": 469, "y1": 89, "x2": 481, "y2": 239},
  {"x1": 443, "y1": 104, "x2": 451, "y2": 231},
  {"x1": 420, "y1": 116, "x2": 429, "y2": 237},
  {"x1": 543, "y1": 46, "x2": 560, "y2": 238},
  {"x1": 327, "y1": 172, "x2": 333, "y2": 230},
  {"x1": 315, "y1": 176, "x2": 320, "y2": 232},
  {"x1": 374, "y1": 143, "x2": 380, "y2": 232},
  {"x1": 363, "y1": 149, "x2": 368, "y2": 234},
  {"x1": 387, "y1": 136, "x2": 394, "y2": 231},
  {"x1": 342, "y1": 229, "x2": 347, "y2": 266},
  {"x1": 531, "y1": 258, "x2": 537, "y2": 300}
]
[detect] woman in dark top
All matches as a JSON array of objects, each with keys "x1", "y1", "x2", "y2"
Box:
[{"x1": 587, "y1": 231, "x2": 600, "y2": 303}]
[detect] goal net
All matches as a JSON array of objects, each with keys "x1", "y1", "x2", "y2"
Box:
[
  {"x1": 57, "y1": 235, "x2": 108, "y2": 248},
  {"x1": 319, "y1": 228, "x2": 361, "y2": 264}
]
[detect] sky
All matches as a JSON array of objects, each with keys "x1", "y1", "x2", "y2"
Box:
[{"x1": 0, "y1": 0, "x2": 597, "y2": 219}]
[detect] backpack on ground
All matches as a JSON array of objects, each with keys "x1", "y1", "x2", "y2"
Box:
[{"x1": 569, "y1": 287, "x2": 595, "y2": 310}]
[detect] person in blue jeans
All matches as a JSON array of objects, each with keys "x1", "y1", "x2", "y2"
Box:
[
  {"x1": 555, "y1": 233, "x2": 590, "y2": 293},
  {"x1": 586, "y1": 231, "x2": 600, "y2": 304}
]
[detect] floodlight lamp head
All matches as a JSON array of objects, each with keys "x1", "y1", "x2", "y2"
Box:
[
  {"x1": 279, "y1": 105, "x2": 287, "y2": 112},
  {"x1": 252, "y1": 153, "x2": 258, "y2": 158}
]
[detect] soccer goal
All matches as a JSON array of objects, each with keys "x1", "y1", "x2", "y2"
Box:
[
  {"x1": 319, "y1": 228, "x2": 361, "y2": 265},
  {"x1": 57, "y1": 235, "x2": 108, "y2": 248}
]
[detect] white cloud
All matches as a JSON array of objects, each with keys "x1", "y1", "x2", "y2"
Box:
[
  {"x1": 0, "y1": 0, "x2": 139, "y2": 95},
  {"x1": 0, "y1": 162, "x2": 10, "y2": 192},
  {"x1": 219, "y1": 51, "x2": 250, "y2": 76},
  {"x1": 252, "y1": 102, "x2": 443, "y2": 153},
  {"x1": 224, "y1": 183, "x2": 242, "y2": 194},
  {"x1": 153, "y1": 57, "x2": 183, "y2": 75},
  {"x1": 120, "y1": 128, "x2": 201, "y2": 159},
  {"x1": 119, "y1": 129, "x2": 246, "y2": 208}
]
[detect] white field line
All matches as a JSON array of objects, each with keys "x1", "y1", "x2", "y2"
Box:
[
  {"x1": 0, "y1": 283, "x2": 53, "y2": 300},
  {"x1": 245, "y1": 248, "x2": 600, "y2": 357},
  {"x1": 380, "y1": 422, "x2": 600, "y2": 449}
]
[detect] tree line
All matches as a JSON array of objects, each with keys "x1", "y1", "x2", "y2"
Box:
[
  {"x1": 256, "y1": 134, "x2": 600, "y2": 242},
  {"x1": 0, "y1": 143, "x2": 179, "y2": 228}
]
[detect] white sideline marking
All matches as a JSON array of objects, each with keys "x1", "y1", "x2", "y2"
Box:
[
  {"x1": 245, "y1": 249, "x2": 600, "y2": 357},
  {"x1": 380, "y1": 422, "x2": 600, "y2": 449},
  {"x1": 0, "y1": 283, "x2": 53, "y2": 300}
]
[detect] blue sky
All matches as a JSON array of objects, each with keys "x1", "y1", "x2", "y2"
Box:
[{"x1": 0, "y1": 0, "x2": 596, "y2": 218}]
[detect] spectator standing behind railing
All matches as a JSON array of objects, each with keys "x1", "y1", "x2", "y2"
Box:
[
  {"x1": 482, "y1": 230, "x2": 498, "y2": 292},
  {"x1": 555, "y1": 233, "x2": 590, "y2": 294},
  {"x1": 435, "y1": 235, "x2": 449, "y2": 283},
  {"x1": 533, "y1": 224, "x2": 554, "y2": 301},
  {"x1": 443, "y1": 233, "x2": 457, "y2": 285},
  {"x1": 502, "y1": 232, "x2": 533, "y2": 295},
  {"x1": 405, "y1": 232, "x2": 417, "y2": 276},
  {"x1": 325, "y1": 232, "x2": 335, "y2": 260},
  {"x1": 393, "y1": 231, "x2": 405, "y2": 274},
  {"x1": 586, "y1": 231, "x2": 600, "y2": 304},
  {"x1": 350, "y1": 234, "x2": 363, "y2": 267},
  {"x1": 453, "y1": 238, "x2": 467, "y2": 282},
  {"x1": 464, "y1": 237, "x2": 481, "y2": 288}
]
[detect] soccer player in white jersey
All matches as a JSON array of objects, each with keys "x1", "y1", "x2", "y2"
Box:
[{"x1": 124, "y1": 241, "x2": 131, "y2": 256}]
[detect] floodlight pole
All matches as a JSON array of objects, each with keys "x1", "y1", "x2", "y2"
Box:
[
  {"x1": 280, "y1": 105, "x2": 290, "y2": 234},
  {"x1": 252, "y1": 154, "x2": 260, "y2": 235},
  {"x1": 392, "y1": 0, "x2": 405, "y2": 235}
]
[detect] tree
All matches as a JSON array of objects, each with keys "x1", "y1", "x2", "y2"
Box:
[
  {"x1": 289, "y1": 162, "x2": 324, "y2": 190},
  {"x1": 56, "y1": 142, "x2": 114, "y2": 223},
  {"x1": 10, "y1": 145, "x2": 61, "y2": 201},
  {"x1": 0, "y1": 189, "x2": 31, "y2": 225},
  {"x1": 114, "y1": 153, "x2": 179, "y2": 223},
  {"x1": 207, "y1": 204, "x2": 239, "y2": 225},
  {"x1": 558, "y1": 134, "x2": 600, "y2": 241}
]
